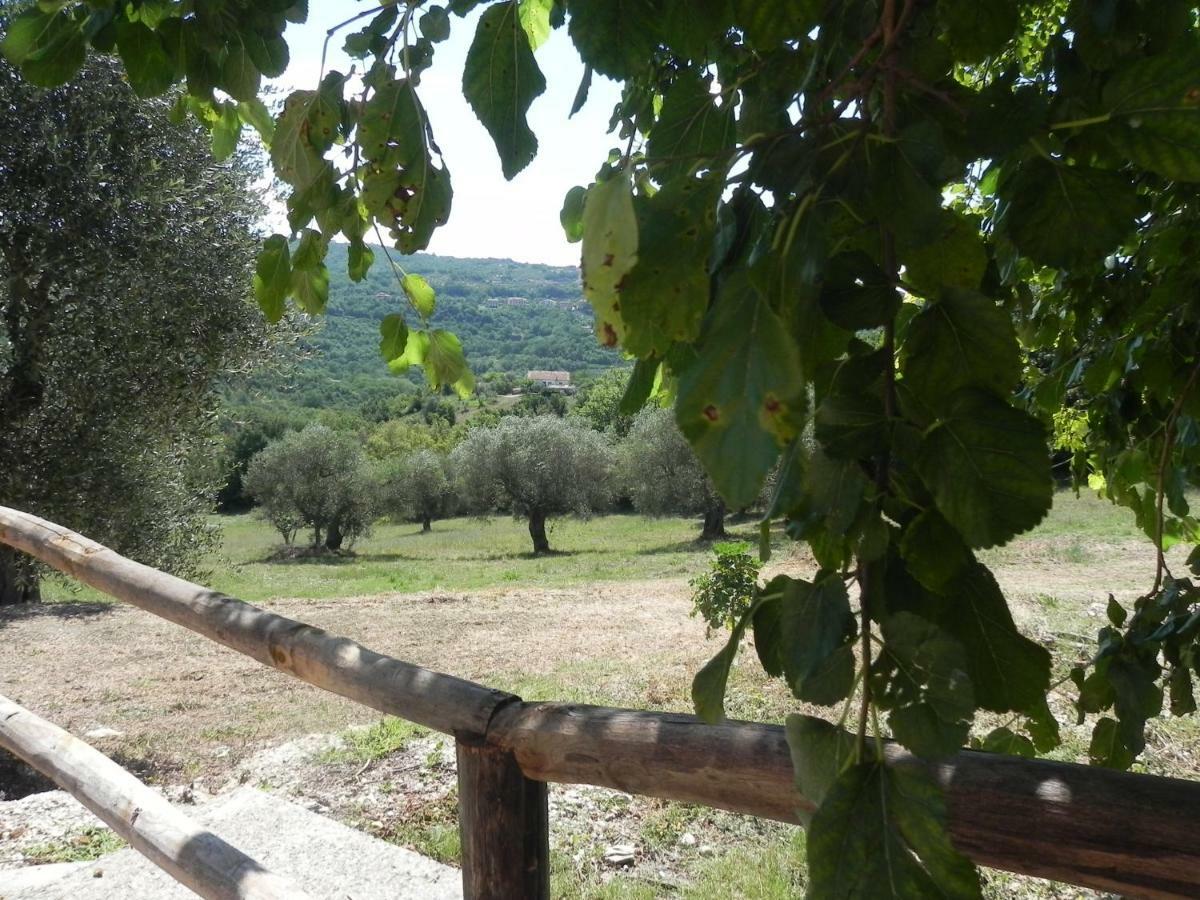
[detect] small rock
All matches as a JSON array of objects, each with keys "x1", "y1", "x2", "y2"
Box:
[
  {"x1": 603, "y1": 843, "x2": 636, "y2": 867},
  {"x1": 698, "y1": 844, "x2": 715, "y2": 857},
  {"x1": 678, "y1": 832, "x2": 697, "y2": 847},
  {"x1": 84, "y1": 727, "x2": 123, "y2": 741}
]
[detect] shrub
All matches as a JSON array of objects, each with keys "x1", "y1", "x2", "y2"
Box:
[{"x1": 690, "y1": 542, "x2": 761, "y2": 633}]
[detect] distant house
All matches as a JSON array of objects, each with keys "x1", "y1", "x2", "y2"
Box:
[
  {"x1": 526, "y1": 370, "x2": 573, "y2": 392},
  {"x1": 504, "y1": 296, "x2": 529, "y2": 306}
]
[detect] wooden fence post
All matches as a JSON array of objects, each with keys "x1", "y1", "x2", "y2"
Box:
[{"x1": 456, "y1": 740, "x2": 549, "y2": 900}]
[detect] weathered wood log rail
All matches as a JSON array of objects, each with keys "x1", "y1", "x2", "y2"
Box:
[{"x1": 2, "y1": 505, "x2": 1200, "y2": 899}]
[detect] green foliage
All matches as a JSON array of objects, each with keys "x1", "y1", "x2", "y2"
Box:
[
  {"x1": 620, "y1": 407, "x2": 723, "y2": 535},
  {"x1": 244, "y1": 425, "x2": 377, "y2": 550},
  {"x1": 450, "y1": 415, "x2": 613, "y2": 552},
  {"x1": 377, "y1": 450, "x2": 456, "y2": 531},
  {"x1": 17, "y1": 1, "x2": 1200, "y2": 891},
  {"x1": 0, "y1": 53, "x2": 271, "y2": 600},
  {"x1": 689, "y1": 541, "x2": 760, "y2": 634}
]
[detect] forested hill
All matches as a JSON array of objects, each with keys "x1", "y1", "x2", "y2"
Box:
[{"x1": 237, "y1": 243, "x2": 622, "y2": 409}]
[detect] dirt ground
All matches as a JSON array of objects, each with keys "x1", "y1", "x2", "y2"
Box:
[{"x1": 0, "y1": 536, "x2": 1194, "y2": 897}]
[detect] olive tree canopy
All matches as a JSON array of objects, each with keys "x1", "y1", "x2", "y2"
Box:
[
  {"x1": 451, "y1": 415, "x2": 612, "y2": 553},
  {"x1": 0, "y1": 54, "x2": 267, "y2": 603}
]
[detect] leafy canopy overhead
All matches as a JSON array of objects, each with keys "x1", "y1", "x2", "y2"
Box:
[{"x1": 10, "y1": 0, "x2": 1200, "y2": 894}]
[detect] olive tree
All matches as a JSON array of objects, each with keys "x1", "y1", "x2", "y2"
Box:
[
  {"x1": 450, "y1": 416, "x2": 612, "y2": 553},
  {"x1": 377, "y1": 450, "x2": 455, "y2": 533},
  {"x1": 0, "y1": 53, "x2": 268, "y2": 604},
  {"x1": 621, "y1": 408, "x2": 726, "y2": 541},
  {"x1": 244, "y1": 425, "x2": 376, "y2": 552}
]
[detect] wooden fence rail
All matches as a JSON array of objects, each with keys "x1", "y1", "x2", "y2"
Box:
[
  {"x1": 0, "y1": 693, "x2": 310, "y2": 900},
  {"x1": 3, "y1": 505, "x2": 1200, "y2": 899}
]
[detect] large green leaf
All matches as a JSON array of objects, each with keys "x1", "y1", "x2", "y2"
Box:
[
  {"x1": 936, "y1": 0, "x2": 1018, "y2": 63},
  {"x1": 379, "y1": 314, "x2": 409, "y2": 362},
  {"x1": 901, "y1": 289, "x2": 1021, "y2": 417},
  {"x1": 918, "y1": 389, "x2": 1052, "y2": 549},
  {"x1": 221, "y1": 45, "x2": 260, "y2": 103},
  {"x1": 290, "y1": 262, "x2": 329, "y2": 315},
  {"x1": 939, "y1": 561, "x2": 1051, "y2": 713},
  {"x1": 646, "y1": 71, "x2": 735, "y2": 184},
  {"x1": 253, "y1": 234, "x2": 292, "y2": 322},
  {"x1": 692, "y1": 597, "x2": 765, "y2": 723},
  {"x1": 517, "y1": 0, "x2": 553, "y2": 49},
  {"x1": 3, "y1": 6, "x2": 86, "y2": 87},
  {"x1": 779, "y1": 575, "x2": 856, "y2": 705},
  {"x1": 903, "y1": 213, "x2": 987, "y2": 297},
  {"x1": 580, "y1": 170, "x2": 638, "y2": 348},
  {"x1": 998, "y1": 159, "x2": 1141, "y2": 270},
  {"x1": 116, "y1": 18, "x2": 177, "y2": 97},
  {"x1": 402, "y1": 273, "x2": 436, "y2": 319},
  {"x1": 807, "y1": 761, "x2": 981, "y2": 899},
  {"x1": 619, "y1": 174, "x2": 723, "y2": 356},
  {"x1": 899, "y1": 510, "x2": 971, "y2": 593},
  {"x1": 676, "y1": 273, "x2": 805, "y2": 509},
  {"x1": 462, "y1": 1, "x2": 546, "y2": 179},
  {"x1": 567, "y1": 0, "x2": 659, "y2": 79},
  {"x1": 734, "y1": 0, "x2": 818, "y2": 49},
  {"x1": 1101, "y1": 45, "x2": 1200, "y2": 182},
  {"x1": 271, "y1": 90, "x2": 329, "y2": 190},
  {"x1": 785, "y1": 715, "x2": 856, "y2": 822},
  {"x1": 873, "y1": 612, "x2": 975, "y2": 758}
]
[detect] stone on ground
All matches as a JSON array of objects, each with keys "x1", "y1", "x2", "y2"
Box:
[{"x1": 0, "y1": 787, "x2": 461, "y2": 899}]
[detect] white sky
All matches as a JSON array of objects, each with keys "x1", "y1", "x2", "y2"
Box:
[{"x1": 275, "y1": 4, "x2": 622, "y2": 266}]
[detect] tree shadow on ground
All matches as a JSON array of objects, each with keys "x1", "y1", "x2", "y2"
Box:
[
  {"x1": 636, "y1": 538, "x2": 715, "y2": 556},
  {"x1": 0, "y1": 600, "x2": 115, "y2": 631}
]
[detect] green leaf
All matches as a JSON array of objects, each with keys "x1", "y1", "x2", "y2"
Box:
[
  {"x1": 580, "y1": 169, "x2": 638, "y2": 348},
  {"x1": 348, "y1": 241, "x2": 374, "y2": 282},
  {"x1": 238, "y1": 98, "x2": 274, "y2": 143},
  {"x1": 567, "y1": 0, "x2": 659, "y2": 79},
  {"x1": 221, "y1": 44, "x2": 260, "y2": 103},
  {"x1": 903, "y1": 213, "x2": 987, "y2": 296},
  {"x1": 779, "y1": 575, "x2": 856, "y2": 705},
  {"x1": 676, "y1": 273, "x2": 805, "y2": 509},
  {"x1": 462, "y1": 0, "x2": 546, "y2": 180},
  {"x1": 901, "y1": 289, "x2": 1021, "y2": 416},
  {"x1": 115, "y1": 18, "x2": 176, "y2": 97},
  {"x1": 560, "y1": 185, "x2": 586, "y2": 243},
  {"x1": 618, "y1": 357, "x2": 661, "y2": 416},
  {"x1": 272, "y1": 90, "x2": 329, "y2": 190},
  {"x1": 403, "y1": 273, "x2": 436, "y2": 319},
  {"x1": 244, "y1": 30, "x2": 289, "y2": 78},
  {"x1": 3, "y1": 6, "x2": 85, "y2": 86},
  {"x1": 734, "y1": 0, "x2": 817, "y2": 49},
  {"x1": 253, "y1": 235, "x2": 292, "y2": 322},
  {"x1": 918, "y1": 389, "x2": 1052, "y2": 549},
  {"x1": 998, "y1": 159, "x2": 1141, "y2": 270},
  {"x1": 1108, "y1": 655, "x2": 1163, "y2": 760},
  {"x1": 379, "y1": 314, "x2": 409, "y2": 362},
  {"x1": 692, "y1": 597, "x2": 763, "y2": 723},
  {"x1": 517, "y1": 0, "x2": 553, "y2": 49},
  {"x1": 807, "y1": 761, "x2": 982, "y2": 899},
  {"x1": 420, "y1": 5, "x2": 452, "y2": 42},
  {"x1": 873, "y1": 612, "x2": 974, "y2": 758},
  {"x1": 1106, "y1": 596, "x2": 1128, "y2": 627},
  {"x1": 569, "y1": 64, "x2": 592, "y2": 116},
  {"x1": 899, "y1": 510, "x2": 971, "y2": 593},
  {"x1": 290, "y1": 263, "x2": 329, "y2": 315},
  {"x1": 620, "y1": 174, "x2": 723, "y2": 356},
  {"x1": 980, "y1": 727, "x2": 1036, "y2": 757},
  {"x1": 1101, "y1": 45, "x2": 1200, "y2": 182},
  {"x1": 423, "y1": 330, "x2": 475, "y2": 398},
  {"x1": 1089, "y1": 716, "x2": 1137, "y2": 769},
  {"x1": 360, "y1": 79, "x2": 453, "y2": 253},
  {"x1": 937, "y1": 0, "x2": 1018, "y2": 63},
  {"x1": 939, "y1": 561, "x2": 1051, "y2": 714},
  {"x1": 646, "y1": 71, "x2": 735, "y2": 184},
  {"x1": 785, "y1": 714, "x2": 855, "y2": 824},
  {"x1": 209, "y1": 100, "x2": 242, "y2": 161}
]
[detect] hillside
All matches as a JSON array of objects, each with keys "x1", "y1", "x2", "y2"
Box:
[{"x1": 231, "y1": 244, "x2": 621, "y2": 410}]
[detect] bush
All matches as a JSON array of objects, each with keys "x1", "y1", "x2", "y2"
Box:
[{"x1": 690, "y1": 542, "x2": 761, "y2": 633}]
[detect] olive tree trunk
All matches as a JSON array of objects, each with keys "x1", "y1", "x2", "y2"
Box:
[
  {"x1": 700, "y1": 499, "x2": 727, "y2": 542},
  {"x1": 325, "y1": 523, "x2": 344, "y2": 551},
  {"x1": 0, "y1": 547, "x2": 39, "y2": 606},
  {"x1": 421, "y1": 515, "x2": 432, "y2": 533},
  {"x1": 528, "y1": 511, "x2": 550, "y2": 554}
]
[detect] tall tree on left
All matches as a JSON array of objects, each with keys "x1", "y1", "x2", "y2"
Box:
[{"x1": 0, "y1": 52, "x2": 271, "y2": 604}]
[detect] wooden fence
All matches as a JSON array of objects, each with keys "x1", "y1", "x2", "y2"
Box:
[{"x1": 2, "y1": 505, "x2": 1200, "y2": 899}]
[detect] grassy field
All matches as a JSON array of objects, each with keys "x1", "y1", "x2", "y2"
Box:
[{"x1": 43, "y1": 512, "x2": 782, "y2": 603}]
